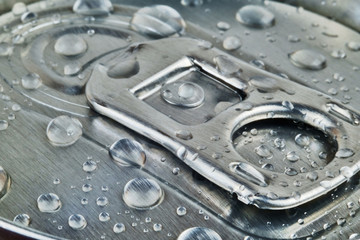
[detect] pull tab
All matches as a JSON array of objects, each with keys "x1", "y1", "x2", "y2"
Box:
[{"x1": 86, "y1": 37, "x2": 360, "y2": 210}]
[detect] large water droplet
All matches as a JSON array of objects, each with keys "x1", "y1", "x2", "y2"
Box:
[
  {"x1": 73, "y1": 0, "x2": 113, "y2": 15},
  {"x1": 96, "y1": 196, "x2": 109, "y2": 207},
  {"x1": 161, "y1": 82, "x2": 204, "y2": 108},
  {"x1": 349, "y1": 233, "x2": 360, "y2": 240},
  {"x1": 107, "y1": 58, "x2": 139, "y2": 78},
  {"x1": 113, "y1": 223, "x2": 126, "y2": 233},
  {"x1": 335, "y1": 148, "x2": 354, "y2": 158},
  {"x1": 131, "y1": 5, "x2": 185, "y2": 38},
  {"x1": 54, "y1": 35, "x2": 87, "y2": 57},
  {"x1": 236, "y1": 5, "x2": 275, "y2": 28},
  {"x1": 46, "y1": 116, "x2": 83, "y2": 147},
  {"x1": 214, "y1": 55, "x2": 241, "y2": 76},
  {"x1": 82, "y1": 160, "x2": 97, "y2": 172},
  {"x1": 99, "y1": 212, "x2": 110, "y2": 222},
  {"x1": 21, "y1": 73, "x2": 42, "y2": 89},
  {"x1": 289, "y1": 49, "x2": 326, "y2": 70},
  {"x1": 68, "y1": 214, "x2": 87, "y2": 230},
  {"x1": 223, "y1": 36, "x2": 241, "y2": 51},
  {"x1": 177, "y1": 227, "x2": 222, "y2": 240},
  {"x1": 109, "y1": 139, "x2": 146, "y2": 167},
  {"x1": 13, "y1": 214, "x2": 31, "y2": 226},
  {"x1": 37, "y1": 193, "x2": 61, "y2": 213},
  {"x1": 123, "y1": 178, "x2": 164, "y2": 210}
]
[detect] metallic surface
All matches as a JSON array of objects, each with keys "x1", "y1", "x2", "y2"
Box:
[{"x1": 0, "y1": 0, "x2": 359, "y2": 240}]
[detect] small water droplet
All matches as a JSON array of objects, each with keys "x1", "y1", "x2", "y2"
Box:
[
  {"x1": 82, "y1": 183, "x2": 93, "y2": 192},
  {"x1": 21, "y1": 11, "x2": 37, "y2": 23},
  {"x1": 96, "y1": 196, "x2": 109, "y2": 207},
  {"x1": 178, "y1": 227, "x2": 222, "y2": 240},
  {"x1": 181, "y1": 0, "x2": 203, "y2": 7},
  {"x1": 46, "y1": 116, "x2": 83, "y2": 147},
  {"x1": 217, "y1": 21, "x2": 230, "y2": 31},
  {"x1": 68, "y1": 214, "x2": 87, "y2": 230},
  {"x1": 0, "y1": 43, "x2": 13, "y2": 57},
  {"x1": 99, "y1": 212, "x2": 110, "y2": 222},
  {"x1": 286, "y1": 151, "x2": 300, "y2": 162},
  {"x1": 37, "y1": 193, "x2": 61, "y2": 213},
  {"x1": 285, "y1": 168, "x2": 298, "y2": 176},
  {"x1": 73, "y1": 0, "x2": 113, "y2": 15},
  {"x1": 12, "y1": 2, "x2": 27, "y2": 16},
  {"x1": 306, "y1": 171, "x2": 318, "y2": 181},
  {"x1": 250, "y1": 76, "x2": 279, "y2": 93},
  {"x1": 54, "y1": 34, "x2": 87, "y2": 57},
  {"x1": 11, "y1": 104, "x2": 21, "y2": 112},
  {"x1": 289, "y1": 49, "x2": 326, "y2": 70},
  {"x1": 274, "y1": 138, "x2": 285, "y2": 149},
  {"x1": 123, "y1": 178, "x2": 164, "y2": 210},
  {"x1": 288, "y1": 35, "x2": 300, "y2": 43},
  {"x1": 176, "y1": 206, "x2": 187, "y2": 216},
  {"x1": 254, "y1": 144, "x2": 273, "y2": 159},
  {"x1": 109, "y1": 139, "x2": 146, "y2": 167},
  {"x1": 113, "y1": 223, "x2": 126, "y2": 233},
  {"x1": 236, "y1": 5, "x2": 275, "y2": 28},
  {"x1": 346, "y1": 42, "x2": 360, "y2": 51},
  {"x1": 172, "y1": 167, "x2": 180, "y2": 175},
  {"x1": 13, "y1": 214, "x2": 31, "y2": 226},
  {"x1": 340, "y1": 166, "x2": 354, "y2": 178},
  {"x1": 295, "y1": 134, "x2": 310, "y2": 147},
  {"x1": 282, "y1": 100, "x2": 294, "y2": 110},
  {"x1": 82, "y1": 160, "x2": 97, "y2": 172},
  {"x1": 131, "y1": 5, "x2": 185, "y2": 38},
  {"x1": 331, "y1": 49, "x2": 346, "y2": 59},
  {"x1": 153, "y1": 223, "x2": 163, "y2": 232},
  {"x1": 223, "y1": 36, "x2": 241, "y2": 50},
  {"x1": 22, "y1": 73, "x2": 41, "y2": 90},
  {"x1": 0, "y1": 120, "x2": 8, "y2": 131}
]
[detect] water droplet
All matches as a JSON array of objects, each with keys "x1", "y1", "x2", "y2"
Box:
[
  {"x1": 81, "y1": 198, "x2": 88, "y2": 205},
  {"x1": 285, "y1": 168, "x2": 298, "y2": 176},
  {"x1": 217, "y1": 21, "x2": 230, "y2": 31},
  {"x1": 123, "y1": 178, "x2": 164, "y2": 210},
  {"x1": 254, "y1": 144, "x2": 273, "y2": 159},
  {"x1": 295, "y1": 134, "x2": 310, "y2": 147},
  {"x1": 73, "y1": 0, "x2": 113, "y2": 15},
  {"x1": 64, "y1": 64, "x2": 81, "y2": 76},
  {"x1": 336, "y1": 148, "x2": 354, "y2": 158},
  {"x1": 176, "y1": 206, "x2": 187, "y2": 216},
  {"x1": 214, "y1": 55, "x2": 241, "y2": 76},
  {"x1": 340, "y1": 166, "x2": 354, "y2": 178},
  {"x1": 113, "y1": 223, "x2": 126, "y2": 233},
  {"x1": 53, "y1": 178, "x2": 61, "y2": 185},
  {"x1": 82, "y1": 183, "x2": 93, "y2": 192},
  {"x1": 46, "y1": 116, "x2": 83, "y2": 147},
  {"x1": 12, "y1": 2, "x2": 27, "y2": 16},
  {"x1": 306, "y1": 172, "x2": 318, "y2": 181},
  {"x1": 21, "y1": 11, "x2": 37, "y2": 23},
  {"x1": 0, "y1": 120, "x2": 8, "y2": 131},
  {"x1": 82, "y1": 160, "x2": 97, "y2": 172},
  {"x1": 153, "y1": 223, "x2": 163, "y2": 232},
  {"x1": 68, "y1": 214, "x2": 87, "y2": 230},
  {"x1": 131, "y1": 5, "x2": 185, "y2": 38},
  {"x1": 282, "y1": 100, "x2": 294, "y2": 110},
  {"x1": 331, "y1": 49, "x2": 346, "y2": 59},
  {"x1": 0, "y1": 43, "x2": 13, "y2": 57},
  {"x1": 286, "y1": 151, "x2": 300, "y2": 162},
  {"x1": 337, "y1": 217, "x2": 346, "y2": 226},
  {"x1": 54, "y1": 34, "x2": 87, "y2": 57},
  {"x1": 172, "y1": 167, "x2": 180, "y2": 175},
  {"x1": 99, "y1": 212, "x2": 110, "y2": 222},
  {"x1": 262, "y1": 163, "x2": 274, "y2": 171},
  {"x1": 250, "y1": 59, "x2": 265, "y2": 69},
  {"x1": 250, "y1": 76, "x2": 279, "y2": 93},
  {"x1": 288, "y1": 35, "x2": 300, "y2": 43},
  {"x1": 178, "y1": 227, "x2": 222, "y2": 240},
  {"x1": 13, "y1": 214, "x2": 31, "y2": 226},
  {"x1": 236, "y1": 5, "x2": 275, "y2": 28},
  {"x1": 223, "y1": 36, "x2": 241, "y2": 50},
  {"x1": 109, "y1": 139, "x2": 146, "y2": 167},
  {"x1": 21, "y1": 73, "x2": 41, "y2": 90},
  {"x1": 289, "y1": 49, "x2": 326, "y2": 70},
  {"x1": 346, "y1": 42, "x2": 360, "y2": 51},
  {"x1": 107, "y1": 58, "x2": 139, "y2": 78},
  {"x1": 37, "y1": 193, "x2": 61, "y2": 212},
  {"x1": 11, "y1": 104, "x2": 21, "y2": 112},
  {"x1": 161, "y1": 82, "x2": 204, "y2": 108},
  {"x1": 349, "y1": 233, "x2": 360, "y2": 240},
  {"x1": 274, "y1": 138, "x2": 285, "y2": 149},
  {"x1": 181, "y1": 0, "x2": 203, "y2": 7},
  {"x1": 96, "y1": 196, "x2": 109, "y2": 207}
]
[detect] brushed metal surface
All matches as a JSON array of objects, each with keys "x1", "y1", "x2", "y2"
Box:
[{"x1": 0, "y1": 0, "x2": 359, "y2": 240}]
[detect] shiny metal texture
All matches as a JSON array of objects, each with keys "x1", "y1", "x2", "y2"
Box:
[{"x1": 0, "y1": 0, "x2": 359, "y2": 240}]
